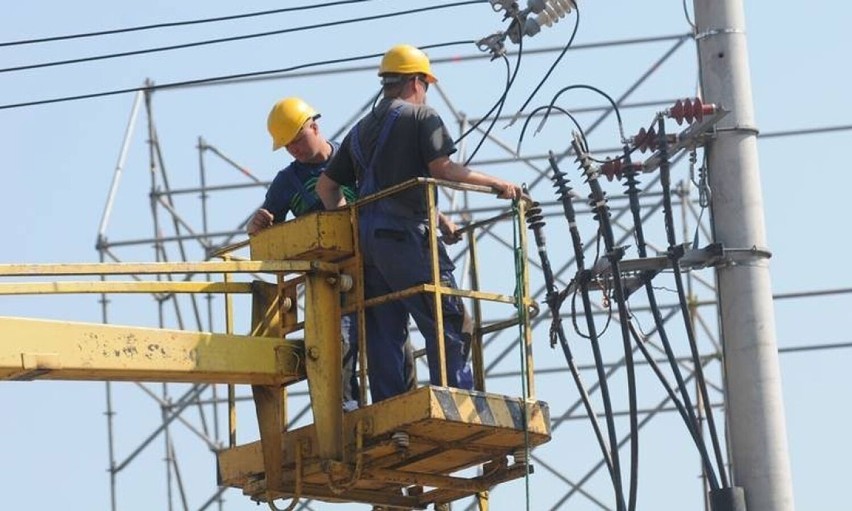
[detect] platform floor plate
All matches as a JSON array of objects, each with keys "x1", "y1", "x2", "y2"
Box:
[{"x1": 218, "y1": 386, "x2": 550, "y2": 508}]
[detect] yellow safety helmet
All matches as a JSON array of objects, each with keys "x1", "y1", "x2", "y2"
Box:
[
  {"x1": 267, "y1": 97, "x2": 320, "y2": 151},
  {"x1": 378, "y1": 44, "x2": 438, "y2": 84}
]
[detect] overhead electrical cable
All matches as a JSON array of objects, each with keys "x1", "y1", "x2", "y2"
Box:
[
  {"x1": 507, "y1": 0, "x2": 580, "y2": 127},
  {"x1": 0, "y1": 40, "x2": 472, "y2": 111},
  {"x1": 0, "y1": 1, "x2": 482, "y2": 74},
  {"x1": 0, "y1": 0, "x2": 377, "y2": 47}
]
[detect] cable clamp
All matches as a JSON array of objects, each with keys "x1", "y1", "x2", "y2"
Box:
[
  {"x1": 694, "y1": 28, "x2": 746, "y2": 41},
  {"x1": 722, "y1": 246, "x2": 773, "y2": 266}
]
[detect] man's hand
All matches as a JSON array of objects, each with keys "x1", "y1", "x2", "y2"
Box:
[
  {"x1": 438, "y1": 212, "x2": 462, "y2": 245},
  {"x1": 247, "y1": 208, "x2": 274, "y2": 235},
  {"x1": 492, "y1": 178, "x2": 524, "y2": 200}
]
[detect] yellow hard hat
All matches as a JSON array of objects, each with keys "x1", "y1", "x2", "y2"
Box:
[
  {"x1": 378, "y1": 44, "x2": 438, "y2": 83},
  {"x1": 267, "y1": 97, "x2": 319, "y2": 151}
]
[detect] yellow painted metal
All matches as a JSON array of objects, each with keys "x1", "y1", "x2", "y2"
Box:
[
  {"x1": 426, "y1": 182, "x2": 448, "y2": 386},
  {"x1": 224, "y1": 260, "x2": 238, "y2": 448},
  {"x1": 250, "y1": 281, "x2": 284, "y2": 338},
  {"x1": 217, "y1": 385, "x2": 551, "y2": 509},
  {"x1": 250, "y1": 280, "x2": 288, "y2": 493},
  {"x1": 467, "y1": 228, "x2": 486, "y2": 391},
  {"x1": 0, "y1": 260, "x2": 329, "y2": 277},
  {"x1": 516, "y1": 199, "x2": 536, "y2": 399},
  {"x1": 304, "y1": 269, "x2": 344, "y2": 462},
  {"x1": 0, "y1": 179, "x2": 544, "y2": 510},
  {"x1": 0, "y1": 316, "x2": 304, "y2": 384},
  {"x1": 0, "y1": 281, "x2": 253, "y2": 295},
  {"x1": 249, "y1": 210, "x2": 354, "y2": 262}
]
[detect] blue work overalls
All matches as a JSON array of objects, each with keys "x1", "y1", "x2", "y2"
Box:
[{"x1": 351, "y1": 105, "x2": 473, "y2": 402}]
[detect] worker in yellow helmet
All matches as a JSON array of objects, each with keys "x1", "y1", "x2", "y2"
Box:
[
  {"x1": 318, "y1": 44, "x2": 521, "y2": 402},
  {"x1": 249, "y1": 97, "x2": 416, "y2": 410},
  {"x1": 248, "y1": 97, "x2": 356, "y2": 231}
]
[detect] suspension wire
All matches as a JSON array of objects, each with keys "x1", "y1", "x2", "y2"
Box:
[
  {"x1": 454, "y1": 12, "x2": 525, "y2": 152},
  {"x1": 0, "y1": 0, "x2": 377, "y2": 47},
  {"x1": 463, "y1": 50, "x2": 514, "y2": 165},
  {"x1": 507, "y1": 0, "x2": 580, "y2": 127},
  {"x1": 511, "y1": 198, "x2": 532, "y2": 511},
  {"x1": 0, "y1": 1, "x2": 482, "y2": 75},
  {"x1": 549, "y1": 150, "x2": 627, "y2": 511},
  {"x1": 0, "y1": 40, "x2": 472, "y2": 111},
  {"x1": 524, "y1": 186, "x2": 618, "y2": 492},
  {"x1": 620, "y1": 142, "x2": 721, "y2": 491},
  {"x1": 539, "y1": 83, "x2": 626, "y2": 143},
  {"x1": 516, "y1": 104, "x2": 588, "y2": 157},
  {"x1": 571, "y1": 134, "x2": 640, "y2": 511},
  {"x1": 466, "y1": 24, "x2": 523, "y2": 166},
  {"x1": 655, "y1": 116, "x2": 729, "y2": 486}
]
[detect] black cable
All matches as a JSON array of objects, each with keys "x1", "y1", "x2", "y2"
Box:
[
  {"x1": 516, "y1": 104, "x2": 588, "y2": 156},
  {"x1": 507, "y1": 0, "x2": 580, "y2": 127},
  {"x1": 525, "y1": 196, "x2": 619, "y2": 499},
  {"x1": 462, "y1": 12, "x2": 523, "y2": 165},
  {"x1": 0, "y1": 40, "x2": 472, "y2": 111},
  {"x1": 462, "y1": 53, "x2": 512, "y2": 165},
  {"x1": 571, "y1": 134, "x2": 640, "y2": 511},
  {"x1": 620, "y1": 144, "x2": 721, "y2": 492},
  {"x1": 655, "y1": 116, "x2": 730, "y2": 487},
  {"x1": 0, "y1": 1, "x2": 482, "y2": 75},
  {"x1": 0, "y1": 0, "x2": 377, "y2": 47},
  {"x1": 550, "y1": 150, "x2": 627, "y2": 511},
  {"x1": 540, "y1": 83, "x2": 626, "y2": 142}
]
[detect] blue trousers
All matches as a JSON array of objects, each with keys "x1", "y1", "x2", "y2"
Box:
[
  {"x1": 341, "y1": 313, "x2": 417, "y2": 404},
  {"x1": 340, "y1": 313, "x2": 360, "y2": 404},
  {"x1": 360, "y1": 213, "x2": 473, "y2": 402}
]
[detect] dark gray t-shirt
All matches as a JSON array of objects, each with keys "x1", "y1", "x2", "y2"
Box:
[{"x1": 324, "y1": 98, "x2": 455, "y2": 217}]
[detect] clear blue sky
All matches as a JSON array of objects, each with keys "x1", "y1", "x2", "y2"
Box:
[{"x1": 1, "y1": 1, "x2": 850, "y2": 510}]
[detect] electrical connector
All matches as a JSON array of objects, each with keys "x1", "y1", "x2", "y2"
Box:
[{"x1": 510, "y1": 0, "x2": 574, "y2": 42}]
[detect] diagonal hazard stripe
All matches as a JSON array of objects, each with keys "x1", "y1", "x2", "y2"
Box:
[
  {"x1": 434, "y1": 388, "x2": 527, "y2": 430},
  {"x1": 472, "y1": 393, "x2": 496, "y2": 425},
  {"x1": 434, "y1": 388, "x2": 461, "y2": 421}
]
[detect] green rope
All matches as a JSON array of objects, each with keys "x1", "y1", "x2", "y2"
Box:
[{"x1": 511, "y1": 198, "x2": 532, "y2": 511}]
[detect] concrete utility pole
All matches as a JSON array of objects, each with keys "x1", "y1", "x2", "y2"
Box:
[{"x1": 692, "y1": 1, "x2": 795, "y2": 510}]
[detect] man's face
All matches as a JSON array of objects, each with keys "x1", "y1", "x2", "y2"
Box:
[{"x1": 285, "y1": 121, "x2": 324, "y2": 163}]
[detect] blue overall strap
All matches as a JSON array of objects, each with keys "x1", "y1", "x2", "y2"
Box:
[
  {"x1": 351, "y1": 104, "x2": 404, "y2": 199},
  {"x1": 281, "y1": 162, "x2": 322, "y2": 215}
]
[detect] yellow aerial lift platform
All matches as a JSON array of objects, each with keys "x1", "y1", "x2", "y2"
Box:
[{"x1": 0, "y1": 178, "x2": 550, "y2": 510}]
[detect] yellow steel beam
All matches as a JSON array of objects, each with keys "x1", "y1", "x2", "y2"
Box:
[
  {"x1": 0, "y1": 316, "x2": 304, "y2": 385},
  {"x1": 0, "y1": 281, "x2": 254, "y2": 295},
  {"x1": 0, "y1": 260, "x2": 336, "y2": 277},
  {"x1": 304, "y1": 271, "x2": 343, "y2": 462}
]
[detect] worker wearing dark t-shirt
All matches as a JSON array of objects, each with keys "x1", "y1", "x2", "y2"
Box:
[{"x1": 318, "y1": 45, "x2": 522, "y2": 402}]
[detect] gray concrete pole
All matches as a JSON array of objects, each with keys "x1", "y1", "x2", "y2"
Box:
[{"x1": 692, "y1": 1, "x2": 795, "y2": 510}]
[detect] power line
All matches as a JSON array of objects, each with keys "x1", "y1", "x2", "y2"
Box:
[
  {"x1": 0, "y1": 40, "x2": 474, "y2": 111},
  {"x1": 0, "y1": 34, "x2": 688, "y2": 110},
  {"x1": 0, "y1": 0, "x2": 377, "y2": 47},
  {"x1": 0, "y1": 1, "x2": 482, "y2": 75}
]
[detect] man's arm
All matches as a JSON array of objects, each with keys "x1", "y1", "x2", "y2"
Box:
[
  {"x1": 317, "y1": 173, "x2": 347, "y2": 209},
  {"x1": 428, "y1": 156, "x2": 522, "y2": 200}
]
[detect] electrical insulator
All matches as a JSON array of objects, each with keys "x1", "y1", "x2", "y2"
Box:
[
  {"x1": 600, "y1": 159, "x2": 642, "y2": 182},
  {"x1": 667, "y1": 97, "x2": 718, "y2": 125},
  {"x1": 632, "y1": 127, "x2": 658, "y2": 153},
  {"x1": 600, "y1": 158, "x2": 622, "y2": 182},
  {"x1": 509, "y1": 0, "x2": 574, "y2": 42},
  {"x1": 631, "y1": 127, "x2": 676, "y2": 153}
]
